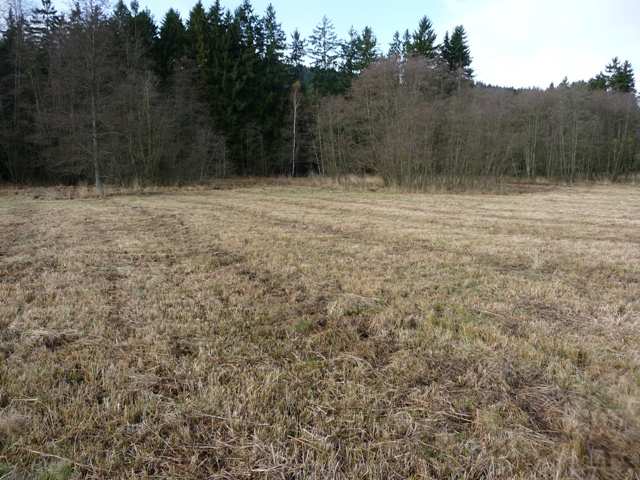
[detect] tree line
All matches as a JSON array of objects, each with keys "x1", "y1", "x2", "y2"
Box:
[
  {"x1": 0, "y1": 0, "x2": 638, "y2": 190},
  {"x1": 316, "y1": 58, "x2": 640, "y2": 188}
]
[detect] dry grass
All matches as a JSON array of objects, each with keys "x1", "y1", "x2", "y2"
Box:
[{"x1": 1, "y1": 182, "x2": 639, "y2": 479}]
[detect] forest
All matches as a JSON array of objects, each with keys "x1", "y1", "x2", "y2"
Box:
[{"x1": 0, "y1": 0, "x2": 639, "y2": 191}]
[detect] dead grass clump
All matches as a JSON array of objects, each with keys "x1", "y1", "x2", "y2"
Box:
[
  {"x1": 327, "y1": 293, "x2": 382, "y2": 319},
  {"x1": 22, "y1": 329, "x2": 80, "y2": 352},
  {"x1": 0, "y1": 412, "x2": 29, "y2": 442}
]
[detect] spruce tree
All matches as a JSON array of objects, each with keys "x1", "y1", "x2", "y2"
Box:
[
  {"x1": 588, "y1": 72, "x2": 608, "y2": 91},
  {"x1": 447, "y1": 25, "x2": 473, "y2": 80},
  {"x1": 340, "y1": 26, "x2": 360, "y2": 77},
  {"x1": 388, "y1": 30, "x2": 402, "y2": 59},
  {"x1": 606, "y1": 57, "x2": 635, "y2": 93},
  {"x1": 231, "y1": 0, "x2": 261, "y2": 169},
  {"x1": 262, "y1": 3, "x2": 285, "y2": 63},
  {"x1": 309, "y1": 15, "x2": 341, "y2": 95},
  {"x1": 28, "y1": 0, "x2": 61, "y2": 47},
  {"x1": 402, "y1": 29, "x2": 411, "y2": 57},
  {"x1": 186, "y1": 1, "x2": 209, "y2": 70},
  {"x1": 110, "y1": 0, "x2": 132, "y2": 60},
  {"x1": 619, "y1": 61, "x2": 635, "y2": 93},
  {"x1": 0, "y1": 8, "x2": 29, "y2": 182},
  {"x1": 259, "y1": 2, "x2": 289, "y2": 160},
  {"x1": 129, "y1": 1, "x2": 156, "y2": 57},
  {"x1": 155, "y1": 8, "x2": 186, "y2": 83},
  {"x1": 309, "y1": 15, "x2": 338, "y2": 70},
  {"x1": 440, "y1": 31, "x2": 451, "y2": 66},
  {"x1": 289, "y1": 29, "x2": 305, "y2": 67},
  {"x1": 206, "y1": 0, "x2": 226, "y2": 98},
  {"x1": 356, "y1": 26, "x2": 378, "y2": 71},
  {"x1": 409, "y1": 16, "x2": 437, "y2": 58},
  {"x1": 605, "y1": 57, "x2": 622, "y2": 87}
]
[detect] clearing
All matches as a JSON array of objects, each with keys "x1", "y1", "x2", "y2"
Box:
[{"x1": 0, "y1": 183, "x2": 639, "y2": 479}]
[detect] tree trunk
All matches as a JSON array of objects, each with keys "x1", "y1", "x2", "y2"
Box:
[
  {"x1": 91, "y1": 92, "x2": 103, "y2": 196},
  {"x1": 291, "y1": 83, "x2": 301, "y2": 177}
]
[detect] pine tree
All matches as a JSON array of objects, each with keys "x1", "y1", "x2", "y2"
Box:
[
  {"x1": 388, "y1": 30, "x2": 402, "y2": 59},
  {"x1": 588, "y1": 72, "x2": 608, "y2": 91},
  {"x1": 340, "y1": 26, "x2": 360, "y2": 76},
  {"x1": 606, "y1": 57, "x2": 635, "y2": 93},
  {"x1": 109, "y1": 0, "x2": 156, "y2": 75},
  {"x1": 289, "y1": 28, "x2": 305, "y2": 67},
  {"x1": 28, "y1": 0, "x2": 61, "y2": 47},
  {"x1": 619, "y1": 61, "x2": 635, "y2": 93},
  {"x1": 110, "y1": 0, "x2": 131, "y2": 57},
  {"x1": 235, "y1": 0, "x2": 257, "y2": 51},
  {"x1": 605, "y1": 58, "x2": 620, "y2": 82},
  {"x1": 208, "y1": 0, "x2": 224, "y2": 29},
  {"x1": 440, "y1": 31, "x2": 451, "y2": 66},
  {"x1": 409, "y1": 16, "x2": 437, "y2": 58},
  {"x1": 206, "y1": 0, "x2": 226, "y2": 94},
  {"x1": 229, "y1": 0, "x2": 261, "y2": 171},
  {"x1": 155, "y1": 8, "x2": 186, "y2": 82},
  {"x1": 402, "y1": 29, "x2": 411, "y2": 57},
  {"x1": 129, "y1": 1, "x2": 156, "y2": 57},
  {"x1": 356, "y1": 26, "x2": 377, "y2": 71},
  {"x1": 186, "y1": 1, "x2": 209, "y2": 70},
  {"x1": 447, "y1": 25, "x2": 473, "y2": 80},
  {"x1": 259, "y1": 2, "x2": 289, "y2": 151},
  {"x1": 309, "y1": 15, "x2": 338, "y2": 70},
  {"x1": 0, "y1": 7, "x2": 29, "y2": 182},
  {"x1": 262, "y1": 3, "x2": 285, "y2": 63},
  {"x1": 308, "y1": 15, "x2": 342, "y2": 95}
]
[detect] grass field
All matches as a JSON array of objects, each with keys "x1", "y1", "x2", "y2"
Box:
[{"x1": 1, "y1": 183, "x2": 639, "y2": 479}]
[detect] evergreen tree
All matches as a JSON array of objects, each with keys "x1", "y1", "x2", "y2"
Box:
[
  {"x1": 28, "y1": 0, "x2": 61, "y2": 46},
  {"x1": 289, "y1": 28, "x2": 305, "y2": 67},
  {"x1": 402, "y1": 29, "x2": 411, "y2": 57},
  {"x1": 308, "y1": 15, "x2": 342, "y2": 95},
  {"x1": 110, "y1": 0, "x2": 131, "y2": 57},
  {"x1": 186, "y1": 0, "x2": 209, "y2": 70},
  {"x1": 108, "y1": 0, "x2": 156, "y2": 82},
  {"x1": 258, "y1": 3, "x2": 289, "y2": 169},
  {"x1": 340, "y1": 26, "x2": 360, "y2": 76},
  {"x1": 129, "y1": 1, "x2": 156, "y2": 54},
  {"x1": 588, "y1": 72, "x2": 608, "y2": 91},
  {"x1": 388, "y1": 30, "x2": 402, "y2": 59},
  {"x1": 0, "y1": 3, "x2": 38, "y2": 182},
  {"x1": 288, "y1": 28, "x2": 306, "y2": 89},
  {"x1": 606, "y1": 57, "x2": 635, "y2": 93},
  {"x1": 27, "y1": 0, "x2": 62, "y2": 99},
  {"x1": 619, "y1": 61, "x2": 635, "y2": 93},
  {"x1": 234, "y1": 0, "x2": 260, "y2": 106},
  {"x1": 235, "y1": 0, "x2": 258, "y2": 50},
  {"x1": 408, "y1": 16, "x2": 437, "y2": 58},
  {"x1": 356, "y1": 26, "x2": 377, "y2": 71},
  {"x1": 440, "y1": 31, "x2": 450, "y2": 65},
  {"x1": 447, "y1": 25, "x2": 473, "y2": 79},
  {"x1": 155, "y1": 8, "x2": 186, "y2": 82},
  {"x1": 590, "y1": 58, "x2": 636, "y2": 93},
  {"x1": 605, "y1": 57, "x2": 622, "y2": 89},
  {"x1": 309, "y1": 15, "x2": 338, "y2": 70},
  {"x1": 262, "y1": 3, "x2": 285, "y2": 63},
  {"x1": 205, "y1": 0, "x2": 226, "y2": 97}
]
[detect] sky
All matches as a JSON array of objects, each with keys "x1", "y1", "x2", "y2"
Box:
[{"x1": 41, "y1": 0, "x2": 640, "y2": 88}]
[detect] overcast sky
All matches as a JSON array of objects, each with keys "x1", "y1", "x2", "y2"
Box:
[{"x1": 45, "y1": 0, "x2": 640, "y2": 88}]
